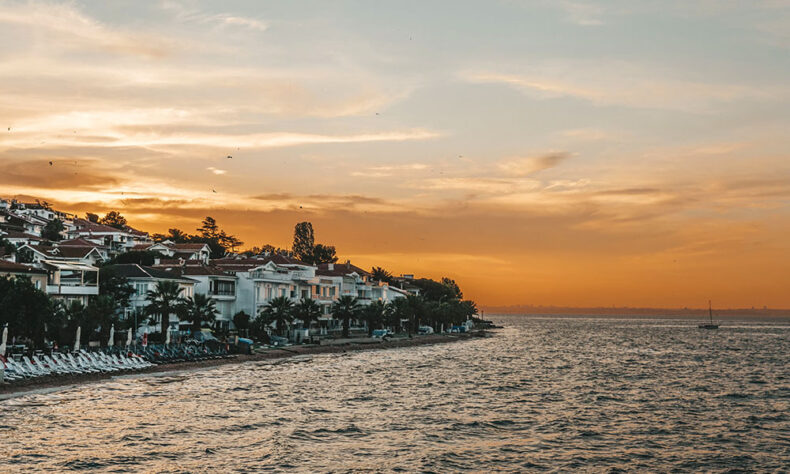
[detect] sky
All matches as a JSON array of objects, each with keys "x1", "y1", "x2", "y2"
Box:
[{"x1": 1, "y1": 0, "x2": 789, "y2": 309}]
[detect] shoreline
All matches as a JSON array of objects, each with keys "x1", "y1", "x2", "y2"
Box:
[{"x1": 1, "y1": 332, "x2": 482, "y2": 397}]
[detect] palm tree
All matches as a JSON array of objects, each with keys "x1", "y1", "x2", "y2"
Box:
[
  {"x1": 332, "y1": 295, "x2": 361, "y2": 338},
  {"x1": 258, "y1": 296, "x2": 294, "y2": 337},
  {"x1": 293, "y1": 297, "x2": 322, "y2": 332},
  {"x1": 145, "y1": 280, "x2": 186, "y2": 335},
  {"x1": 361, "y1": 300, "x2": 387, "y2": 336},
  {"x1": 185, "y1": 293, "x2": 219, "y2": 333},
  {"x1": 371, "y1": 266, "x2": 393, "y2": 284}
]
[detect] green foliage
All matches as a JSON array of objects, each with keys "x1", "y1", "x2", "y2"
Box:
[
  {"x1": 361, "y1": 300, "x2": 388, "y2": 336},
  {"x1": 406, "y1": 278, "x2": 462, "y2": 302},
  {"x1": 104, "y1": 250, "x2": 161, "y2": 266},
  {"x1": 331, "y1": 295, "x2": 361, "y2": 338},
  {"x1": 0, "y1": 276, "x2": 54, "y2": 348},
  {"x1": 98, "y1": 267, "x2": 135, "y2": 312},
  {"x1": 42, "y1": 218, "x2": 64, "y2": 241},
  {"x1": 16, "y1": 247, "x2": 34, "y2": 264},
  {"x1": 293, "y1": 297, "x2": 322, "y2": 329},
  {"x1": 99, "y1": 211, "x2": 128, "y2": 229},
  {"x1": 311, "y1": 244, "x2": 338, "y2": 264},
  {"x1": 257, "y1": 296, "x2": 294, "y2": 337},
  {"x1": 184, "y1": 293, "x2": 219, "y2": 333},
  {"x1": 0, "y1": 238, "x2": 15, "y2": 256},
  {"x1": 292, "y1": 222, "x2": 315, "y2": 262},
  {"x1": 292, "y1": 222, "x2": 338, "y2": 264},
  {"x1": 145, "y1": 280, "x2": 187, "y2": 334},
  {"x1": 371, "y1": 266, "x2": 393, "y2": 284},
  {"x1": 232, "y1": 311, "x2": 250, "y2": 330}
]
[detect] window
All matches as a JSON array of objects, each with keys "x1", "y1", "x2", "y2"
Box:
[{"x1": 135, "y1": 283, "x2": 147, "y2": 296}]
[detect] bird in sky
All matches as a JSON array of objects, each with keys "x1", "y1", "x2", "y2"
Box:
[
  {"x1": 49, "y1": 161, "x2": 53, "y2": 166},
  {"x1": 227, "y1": 155, "x2": 232, "y2": 159},
  {"x1": 212, "y1": 188, "x2": 217, "y2": 193}
]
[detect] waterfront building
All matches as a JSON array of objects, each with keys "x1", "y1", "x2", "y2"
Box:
[
  {"x1": 40, "y1": 260, "x2": 100, "y2": 306},
  {"x1": 103, "y1": 264, "x2": 196, "y2": 335},
  {"x1": 0, "y1": 260, "x2": 48, "y2": 290}
]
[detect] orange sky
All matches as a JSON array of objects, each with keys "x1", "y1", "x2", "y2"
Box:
[{"x1": 2, "y1": 1, "x2": 789, "y2": 308}]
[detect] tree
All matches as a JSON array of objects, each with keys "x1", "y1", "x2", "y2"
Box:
[
  {"x1": 197, "y1": 217, "x2": 220, "y2": 240},
  {"x1": 86, "y1": 212, "x2": 99, "y2": 223},
  {"x1": 184, "y1": 294, "x2": 219, "y2": 333},
  {"x1": 441, "y1": 277, "x2": 463, "y2": 300},
  {"x1": 42, "y1": 218, "x2": 64, "y2": 241},
  {"x1": 293, "y1": 297, "x2": 322, "y2": 331},
  {"x1": 152, "y1": 228, "x2": 190, "y2": 243},
  {"x1": 98, "y1": 267, "x2": 135, "y2": 312},
  {"x1": 331, "y1": 295, "x2": 360, "y2": 338},
  {"x1": 145, "y1": 280, "x2": 186, "y2": 334},
  {"x1": 233, "y1": 311, "x2": 250, "y2": 331},
  {"x1": 104, "y1": 250, "x2": 161, "y2": 266},
  {"x1": 99, "y1": 211, "x2": 128, "y2": 229},
  {"x1": 83, "y1": 295, "x2": 119, "y2": 344},
  {"x1": 371, "y1": 266, "x2": 393, "y2": 284},
  {"x1": 311, "y1": 244, "x2": 338, "y2": 264},
  {"x1": 292, "y1": 222, "x2": 315, "y2": 262},
  {"x1": 361, "y1": 300, "x2": 387, "y2": 336},
  {"x1": 16, "y1": 247, "x2": 34, "y2": 264},
  {"x1": 0, "y1": 276, "x2": 55, "y2": 348},
  {"x1": 0, "y1": 238, "x2": 15, "y2": 257},
  {"x1": 258, "y1": 296, "x2": 294, "y2": 336}
]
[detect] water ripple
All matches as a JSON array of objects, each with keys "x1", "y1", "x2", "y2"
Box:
[{"x1": 1, "y1": 316, "x2": 789, "y2": 472}]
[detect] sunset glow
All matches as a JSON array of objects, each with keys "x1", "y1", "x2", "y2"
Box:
[{"x1": 2, "y1": 1, "x2": 789, "y2": 308}]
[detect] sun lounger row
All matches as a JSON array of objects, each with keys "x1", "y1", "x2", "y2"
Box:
[
  {"x1": 1, "y1": 350, "x2": 153, "y2": 383},
  {"x1": 129, "y1": 344, "x2": 234, "y2": 364}
]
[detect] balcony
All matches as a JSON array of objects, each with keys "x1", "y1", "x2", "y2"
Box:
[{"x1": 47, "y1": 284, "x2": 99, "y2": 296}]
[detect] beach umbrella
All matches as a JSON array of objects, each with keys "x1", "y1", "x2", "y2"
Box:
[
  {"x1": 0, "y1": 323, "x2": 8, "y2": 357},
  {"x1": 73, "y1": 326, "x2": 81, "y2": 352},
  {"x1": 165, "y1": 327, "x2": 170, "y2": 345},
  {"x1": 108, "y1": 324, "x2": 115, "y2": 347},
  {"x1": 126, "y1": 328, "x2": 132, "y2": 347}
]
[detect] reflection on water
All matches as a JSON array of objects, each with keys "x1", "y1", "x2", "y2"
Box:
[{"x1": 2, "y1": 316, "x2": 789, "y2": 472}]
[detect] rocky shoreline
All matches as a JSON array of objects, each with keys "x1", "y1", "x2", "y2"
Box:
[{"x1": 1, "y1": 332, "x2": 481, "y2": 397}]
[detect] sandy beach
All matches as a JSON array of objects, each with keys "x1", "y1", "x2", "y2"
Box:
[{"x1": 1, "y1": 332, "x2": 481, "y2": 396}]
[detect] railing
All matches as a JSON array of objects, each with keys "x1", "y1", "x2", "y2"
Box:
[{"x1": 47, "y1": 285, "x2": 99, "y2": 296}]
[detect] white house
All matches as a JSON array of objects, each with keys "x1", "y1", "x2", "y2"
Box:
[
  {"x1": 103, "y1": 263, "x2": 196, "y2": 335},
  {"x1": 40, "y1": 260, "x2": 100, "y2": 306}
]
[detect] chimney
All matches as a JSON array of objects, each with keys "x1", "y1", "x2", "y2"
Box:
[
  {"x1": 328, "y1": 263, "x2": 334, "y2": 271},
  {"x1": 345, "y1": 259, "x2": 351, "y2": 269}
]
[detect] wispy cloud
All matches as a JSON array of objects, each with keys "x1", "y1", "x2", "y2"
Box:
[
  {"x1": 0, "y1": 2, "x2": 171, "y2": 57},
  {"x1": 498, "y1": 152, "x2": 570, "y2": 177}
]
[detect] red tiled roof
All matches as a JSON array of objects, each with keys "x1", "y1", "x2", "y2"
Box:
[
  {"x1": 57, "y1": 237, "x2": 102, "y2": 248},
  {"x1": 0, "y1": 260, "x2": 47, "y2": 275},
  {"x1": 316, "y1": 262, "x2": 370, "y2": 277},
  {"x1": 73, "y1": 218, "x2": 126, "y2": 234},
  {"x1": 0, "y1": 230, "x2": 44, "y2": 241},
  {"x1": 169, "y1": 243, "x2": 210, "y2": 251}
]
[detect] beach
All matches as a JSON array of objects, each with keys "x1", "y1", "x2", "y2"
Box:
[{"x1": 1, "y1": 332, "x2": 480, "y2": 396}]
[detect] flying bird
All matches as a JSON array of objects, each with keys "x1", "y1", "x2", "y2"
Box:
[
  {"x1": 49, "y1": 161, "x2": 53, "y2": 166},
  {"x1": 227, "y1": 155, "x2": 232, "y2": 159},
  {"x1": 212, "y1": 188, "x2": 217, "y2": 193}
]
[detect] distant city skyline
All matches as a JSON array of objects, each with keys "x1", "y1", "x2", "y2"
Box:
[{"x1": 1, "y1": 1, "x2": 789, "y2": 308}]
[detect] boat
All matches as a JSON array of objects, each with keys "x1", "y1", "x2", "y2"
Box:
[{"x1": 698, "y1": 301, "x2": 719, "y2": 329}]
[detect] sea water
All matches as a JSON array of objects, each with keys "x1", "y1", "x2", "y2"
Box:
[{"x1": 1, "y1": 315, "x2": 789, "y2": 472}]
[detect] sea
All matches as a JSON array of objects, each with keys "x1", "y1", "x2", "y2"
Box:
[{"x1": 1, "y1": 315, "x2": 789, "y2": 472}]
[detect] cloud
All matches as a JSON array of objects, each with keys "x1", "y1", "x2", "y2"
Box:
[
  {"x1": 463, "y1": 65, "x2": 786, "y2": 111},
  {"x1": 351, "y1": 163, "x2": 429, "y2": 177},
  {"x1": 0, "y1": 2, "x2": 171, "y2": 58},
  {"x1": 161, "y1": 1, "x2": 268, "y2": 32},
  {"x1": 207, "y1": 167, "x2": 227, "y2": 175},
  {"x1": 498, "y1": 152, "x2": 571, "y2": 176},
  {"x1": 0, "y1": 159, "x2": 120, "y2": 190}
]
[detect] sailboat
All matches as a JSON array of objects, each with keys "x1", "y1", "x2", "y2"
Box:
[{"x1": 698, "y1": 300, "x2": 719, "y2": 329}]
